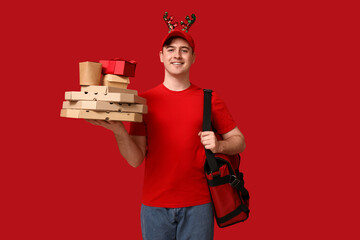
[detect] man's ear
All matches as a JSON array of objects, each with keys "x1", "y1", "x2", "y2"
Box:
[
  {"x1": 192, "y1": 52, "x2": 196, "y2": 64},
  {"x1": 159, "y1": 50, "x2": 164, "y2": 63}
]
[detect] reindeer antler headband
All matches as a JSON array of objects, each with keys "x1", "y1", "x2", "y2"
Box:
[{"x1": 163, "y1": 12, "x2": 196, "y2": 33}]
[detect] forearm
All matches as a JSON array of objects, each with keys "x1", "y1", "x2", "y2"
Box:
[
  {"x1": 216, "y1": 135, "x2": 246, "y2": 155},
  {"x1": 113, "y1": 132, "x2": 145, "y2": 168}
]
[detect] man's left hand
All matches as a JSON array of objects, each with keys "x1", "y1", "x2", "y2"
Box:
[{"x1": 198, "y1": 131, "x2": 220, "y2": 154}]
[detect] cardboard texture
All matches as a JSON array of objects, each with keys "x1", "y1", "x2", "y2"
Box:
[
  {"x1": 79, "y1": 61, "x2": 102, "y2": 86},
  {"x1": 103, "y1": 74, "x2": 130, "y2": 83},
  {"x1": 118, "y1": 103, "x2": 148, "y2": 114},
  {"x1": 99, "y1": 59, "x2": 136, "y2": 77},
  {"x1": 65, "y1": 91, "x2": 147, "y2": 104},
  {"x1": 103, "y1": 74, "x2": 130, "y2": 89},
  {"x1": 103, "y1": 82, "x2": 128, "y2": 89},
  {"x1": 62, "y1": 101, "x2": 119, "y2": 111},
  {"x1": 62, "y1": 101, "x2": 148, "y2": 113},
  {"x1": 60, "y1": 109, "x2": 142, "y2": 122},
  {"x1": 81, "y1": 85, "x2": 137, "y2": 95}
]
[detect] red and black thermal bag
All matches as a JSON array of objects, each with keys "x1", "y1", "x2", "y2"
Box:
[{"x1": 203, "y1": 89, "x2": 250, "y2": 228}]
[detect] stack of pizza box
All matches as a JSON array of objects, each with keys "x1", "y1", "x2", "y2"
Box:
[{"x1": 60, "y1": 59, "x2": 147, "y2": 122}]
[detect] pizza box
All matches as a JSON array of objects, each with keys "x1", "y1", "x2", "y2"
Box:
[
  {"x1": 80, "y1": 85, "x2": 137, "y2": 95},
  {"x1": 60, "y1": 109, "x2": 142, "y2": 122},
  {"x1": 62, "y1": 101, "x2": 147, "y2": 113},
  {"x1": 64, "y1": 91, "x2": 146, "y2": 104}
]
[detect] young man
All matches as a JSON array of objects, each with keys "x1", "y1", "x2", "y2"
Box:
[{"x1": 87, "y1": 28, "x2": 246, "y2": 240}]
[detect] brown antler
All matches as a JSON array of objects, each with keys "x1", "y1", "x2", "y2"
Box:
[
  {"x1": 163, "y1": 12, "x2": 178, "y2": 33},
  {"x1": 180, "y1": 14, "x2": 196, "y2": 32}
]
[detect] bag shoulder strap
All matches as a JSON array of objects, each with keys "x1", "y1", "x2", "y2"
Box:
[{"x1": 203, "y1": 89, "x2": 219, "y2": 172}]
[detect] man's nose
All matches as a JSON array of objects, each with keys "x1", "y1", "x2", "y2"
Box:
[{"x1": 174, "y1": 50, "x2": 182, "y2": 58}]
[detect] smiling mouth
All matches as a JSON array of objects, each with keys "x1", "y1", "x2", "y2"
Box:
[{"x1": 171, "y1": 62, "x2": 184, "y2": 65}]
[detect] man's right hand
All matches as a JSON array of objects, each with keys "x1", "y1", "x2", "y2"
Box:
[
  {"x1": 85, "y1": 119, "x2": 146, "y2": 168},
  {"x1": 85, "y1": 119, "x2": 127, "y2": 136}
]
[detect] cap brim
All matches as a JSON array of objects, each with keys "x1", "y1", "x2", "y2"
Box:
[{"x1": 161, "y1": 30, "x2": 195, "y2": 52}]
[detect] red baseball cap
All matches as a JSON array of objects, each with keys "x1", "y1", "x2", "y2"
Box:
[{"x1": 161, "y1": 30, "x2": 195, "y2": 52}]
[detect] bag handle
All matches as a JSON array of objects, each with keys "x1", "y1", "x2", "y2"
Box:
[{"x1": 203, "y1": 89, "x2": 220, "y2": 172}]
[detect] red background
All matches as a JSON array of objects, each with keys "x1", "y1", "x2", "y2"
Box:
[{"x1": 1, "y1": 0, "x2": 359, "y2": 239}]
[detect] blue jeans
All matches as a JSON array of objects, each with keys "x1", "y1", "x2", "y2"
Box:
[{"x1": 140, "y1": 203, "x2": 214, "y2": 240}]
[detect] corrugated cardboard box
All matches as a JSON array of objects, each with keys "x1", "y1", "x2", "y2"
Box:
[
  {"x1": 79, "y1": 61, "x2": 102, "y2": 86},
  {"x1": 62, "y1": 101, "x2": 148, "y2": 113},
  {"x1": 118, "y1": 103, "x2": 148, "y2": 114},
  {"x1": 81, "y1": 85, "x2": 138, "y2": 95},
  {"x1": 65, "y1": 91, "x2": 147, "y2": 104},
  {"x1": 62, "y1": 101, "x2": 119, "y2": 111},
  {"x1": 102, "y1": 74, "x2": 130, "y2": 89},
  {"x1": 60, "y1": 109, "x2": 142, "y2": 122}
]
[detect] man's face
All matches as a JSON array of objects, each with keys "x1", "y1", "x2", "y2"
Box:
[{"x1": 160, "y1": 38, "x2": 196, "y2": 76}]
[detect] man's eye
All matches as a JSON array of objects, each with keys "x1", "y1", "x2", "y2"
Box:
[
  {"x1": 182, "y1": 50, "x2": 188, "y2": 53},
  {"x1": 168, "y1": 49, "x2": 174, "y2": 52}
]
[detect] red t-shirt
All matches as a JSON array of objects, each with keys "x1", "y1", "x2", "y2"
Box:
[{"x1": 129, "y1": 83, "x2": 237, "y2": 208}]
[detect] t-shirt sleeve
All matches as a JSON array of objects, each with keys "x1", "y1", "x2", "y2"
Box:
[
  {"x1": 129, "y1": 101, "x2": 147, "y2": 136},
  {"x1": 129, "y1": 120, "x2": 146, "y2": 136},
  {"x1": 211, "y1": 91, "x2": 237, "y2": 135}
]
